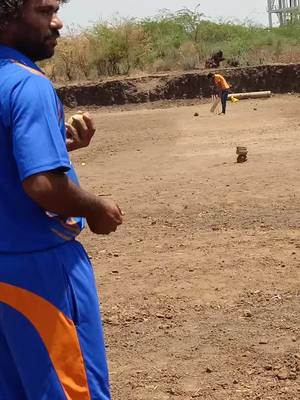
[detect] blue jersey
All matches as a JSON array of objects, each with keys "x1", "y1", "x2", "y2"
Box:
[{"x1": 0, "y1": 45, "x2": 85, "y2": 253}]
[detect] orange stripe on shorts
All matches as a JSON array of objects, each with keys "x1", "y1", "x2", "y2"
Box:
[{"x1": 0, "y1": 283, "x2": 91, "y2": 400}]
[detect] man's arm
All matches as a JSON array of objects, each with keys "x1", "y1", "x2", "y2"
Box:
[{"x1": 23, "y1": 171, "x2": 123, "y2": 235}]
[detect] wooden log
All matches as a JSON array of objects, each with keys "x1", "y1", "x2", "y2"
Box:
[{"x1": 229, "y1": 91, "x2": 271, "y2": 100}]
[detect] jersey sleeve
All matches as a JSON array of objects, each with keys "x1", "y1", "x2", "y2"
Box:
[{"x1": 10, "y1": 74, "x2": 71, "y2": 181}]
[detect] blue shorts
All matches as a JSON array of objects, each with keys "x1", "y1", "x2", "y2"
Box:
[{"x1": 0, "y1": 241, "x2": 110, "y2": 400}]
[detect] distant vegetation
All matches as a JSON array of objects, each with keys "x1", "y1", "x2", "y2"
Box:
[{"x1": 41, "y1": 6, "x2": 300, "y2": 82}]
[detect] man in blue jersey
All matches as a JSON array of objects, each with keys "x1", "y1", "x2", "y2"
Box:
[{"x1": 0, "y1": 1, "x2": 123, "y2": 399}]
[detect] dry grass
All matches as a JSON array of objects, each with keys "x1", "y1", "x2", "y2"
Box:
[{"x1": 40, "y1": 10, "x2": 300, "y2": 82}]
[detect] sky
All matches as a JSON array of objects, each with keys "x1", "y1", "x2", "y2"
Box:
[{"x1": 59, "y1": 0, "x2": 269, "y2": 30}]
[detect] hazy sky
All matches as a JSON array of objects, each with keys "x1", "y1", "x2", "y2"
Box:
[{"x1": 59, "y1": 0, "x2": 269, "y2": 30}]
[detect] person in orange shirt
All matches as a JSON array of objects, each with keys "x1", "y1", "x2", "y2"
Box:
[{"x1": 207, "y1": 73, "x2": 231, "y2": 115}]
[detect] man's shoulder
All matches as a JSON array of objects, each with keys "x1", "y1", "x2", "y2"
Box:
[
  {"x1": 0, "y1": 61, "x2": 56, "y2": 101},
  {"x1": 0, "y1": 60, "x2": 51, "y2": 88}
]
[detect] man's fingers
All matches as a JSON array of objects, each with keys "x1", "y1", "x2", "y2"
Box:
[
  {"x1": 65, "y1": 123, "x2": 79, "y2": 141},
  {"x1": 117, "y1": 205, "x2": 125, "y2": 217},
  {"x1": 75, "y1": 113, "x2": 95, "y2": 146},
  {"x1": 72, "y1": 117, "x2": 89, "y2": 132},
  {"x1": 69, "y1": 115, "x2": 94, "y2": 148},
  {"x1": 82, "y1": 113, "x2": 96, "y2": 134}
]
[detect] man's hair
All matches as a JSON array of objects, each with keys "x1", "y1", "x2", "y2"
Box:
[
  {"x1": 0, "y1": 0, "x2": 69, "y2": 30},
  {"x1": 207, "y1": 73, "x2": 214, "y2": 79}
]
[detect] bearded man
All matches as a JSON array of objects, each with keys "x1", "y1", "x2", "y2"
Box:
[{"x1": 0, "y1": 1, "x2": 123, "y2": 399}]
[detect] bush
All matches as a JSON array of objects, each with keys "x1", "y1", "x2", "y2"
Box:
[{"x1": 42, "y1": 8, "x2": 300, "y2": 82}]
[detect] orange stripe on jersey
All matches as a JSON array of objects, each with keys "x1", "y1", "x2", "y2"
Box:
[
  {"x1": 51, "y1": 228, "x2": 74, "y2": 241},
  {"x1": 12, "y1": 61, "x2": 45, "y2": 77},
  {"x1": 0, "y1": 283, "x2": 91, "y2": 400},
  {"x1": 60, "y1": 219, "x2": 82, "y2": 234}
]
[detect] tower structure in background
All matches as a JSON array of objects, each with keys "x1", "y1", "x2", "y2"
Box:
[{"x1": 267, "y1": 0, "x2": 300, "y2": 27}]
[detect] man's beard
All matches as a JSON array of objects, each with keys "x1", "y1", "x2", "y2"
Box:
[{"x1": 14, "y1": 30, "x2": 60, "y2": 62}]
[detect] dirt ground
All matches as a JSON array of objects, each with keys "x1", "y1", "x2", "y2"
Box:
[{"x1": 69, "y1": 94, "x2": 300, "y2": 400}]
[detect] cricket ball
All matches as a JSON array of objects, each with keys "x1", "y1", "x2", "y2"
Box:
[{"x1": 67, "y1": 111, "x2": 84, "y2": 127}]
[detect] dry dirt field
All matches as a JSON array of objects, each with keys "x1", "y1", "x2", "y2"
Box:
[{"x1": 69, "y1": 94, "x2": 300, "y2": 400}]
